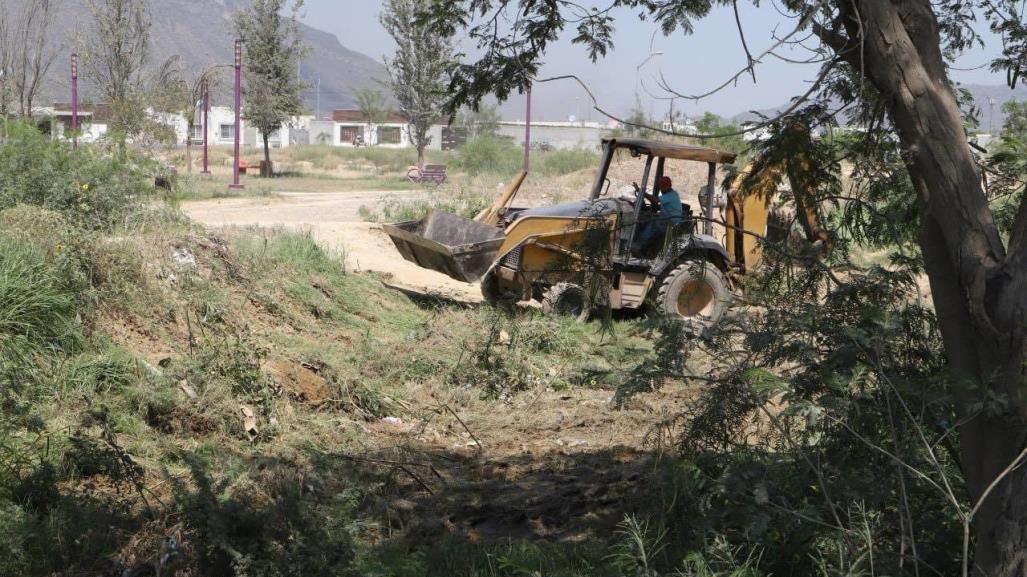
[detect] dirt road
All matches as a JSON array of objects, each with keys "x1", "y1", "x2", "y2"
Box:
[{"x1": 183, "y1": 191, "x2": 482, "y2": 302}]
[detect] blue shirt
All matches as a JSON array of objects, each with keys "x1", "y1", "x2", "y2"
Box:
[{"x1": 659, "y1": 188, "x2": 683, "y2": 224}]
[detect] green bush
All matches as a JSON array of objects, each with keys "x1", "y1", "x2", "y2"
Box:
[
  {"x1": 360, "y1": 189, "x2": 491, "y2": 223},
  {"x1": 0, "y1": 122, "x2": 152, "y2": 230},
  {"x1": 0, "y1": 236, "x2": 80, "y2": 368},
  {"x1": 452, "y1": 136, "x2": 523, "y2": 176},
  {"x1": 535, "y1": 148, "x2": 600, "y2": 176}
]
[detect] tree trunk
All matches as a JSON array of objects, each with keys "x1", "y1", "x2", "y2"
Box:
[
  {"x1": 262, "y1": 132, "x2": 272, "y2": 178},
  {"x1": 818, "y1": 1, "x2": 1027, "y2": 574},
  {"x1": 417, "y1": 145, "x2": 425, "y2": 170}
]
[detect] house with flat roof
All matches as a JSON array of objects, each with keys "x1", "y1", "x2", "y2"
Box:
[{"x1": 311, "y1": 109, "x2": 455, "y2": 149}]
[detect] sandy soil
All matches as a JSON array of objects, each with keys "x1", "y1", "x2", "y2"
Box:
[{"x1": 182, "y1": 191, "x2": 483, "y2": 302}]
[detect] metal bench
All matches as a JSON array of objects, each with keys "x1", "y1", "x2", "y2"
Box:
[{"x1": 406, "y1": 164, "x2": 447, "y2": 185}]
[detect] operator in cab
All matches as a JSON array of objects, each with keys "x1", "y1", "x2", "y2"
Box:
[{"x1": 633, "y1": 175, "x2": 683, "y2": 254}]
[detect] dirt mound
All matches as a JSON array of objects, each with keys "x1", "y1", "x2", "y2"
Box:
[{"x1": 267, "y1": 359, "x2": 333, "y2": 403}]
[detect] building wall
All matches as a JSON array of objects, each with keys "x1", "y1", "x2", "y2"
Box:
[
  {"x1": 311, "y1": 121, "x2": 445, "y2": 150},
  {"x1": 53, "y1": 115, "x2": 108, "y2": 142},
  {"x1": 498, "y1": 122, "x2": 609, "y2": 150}
]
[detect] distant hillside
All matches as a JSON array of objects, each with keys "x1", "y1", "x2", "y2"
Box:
[
  {"x1": 730, "y1": 82, "x2": 1027, "y2": 132},
  {"x1": 45, "y1": 0, "x2": 387, "y2": 117}
]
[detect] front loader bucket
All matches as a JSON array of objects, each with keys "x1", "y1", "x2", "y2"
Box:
[{"x1": 382, "y1": 210, "x2": 505, "y2": 283}]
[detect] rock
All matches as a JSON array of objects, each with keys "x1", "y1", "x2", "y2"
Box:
[
  {"x1": 240, "y1": 405, "x2": 259, "y2": 440},
  {"x1": 382, "y1": 416, "x2": 403, "y2": 425},
  {"x1": 178, "y1": 379, "x2": 197, "y2": 400},
  {"x1": 140, "y1": 360, "x2": 163, "y2": 379},
  {"x1": 559, "y1": 438, "x2": 589, "y2": 448},
  {"x1": 170, "y1": 247, "x2": 197, "y2": 271}
]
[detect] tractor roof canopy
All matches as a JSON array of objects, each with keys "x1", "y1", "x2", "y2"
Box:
[{"x1": 602, "y1": 138, "x2": 737, "y2": 164}]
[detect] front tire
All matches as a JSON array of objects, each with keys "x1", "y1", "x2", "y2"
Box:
[
  {"x1": 655, "y1": 260, "x2": 730, "y2": 330},
  {"x1": 542, "y1": 282, "x2": 591, "y2": 323}
]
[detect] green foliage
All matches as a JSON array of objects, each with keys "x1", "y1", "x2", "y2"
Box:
[
  {"x1": 382, "y1": 0, "x2": 455, "y2": 163},
  {"x1": 988, "y1": 100, "x2": 1027, "y2": 236},
  {"x1": 355, "y1": 88, "x2": 394, "y2": 146},
  {"x1": 453, "y1": 136, "x2": 523, "y2": 176},
  {"x1": 236, "y1": 0, "x2": 309, "y2": 171},
  {"x1": 0, "y1": 123, "x2": 153, "y2": 230},
  {"x1": 692, "y1": 112, "x2": 747, "y2": 154},
  {"x1": 171, "y1": 454, "x2": 356, "y2": 576},
  {"x1": 1000, "y1": 99, "x2": 1027, "y2": 137},
  {"x1": 360, "y1": 189, "x2": 492, "y2": 222},
  {"x1": 0, "y1": 236, "x2": 79, "y2": 365},
  {"x1": 452, "y1": 136, "x2": 598, "y2": 177},
  {"x1": 456, "y1": 104, "x2": 502, "y2": 138}
]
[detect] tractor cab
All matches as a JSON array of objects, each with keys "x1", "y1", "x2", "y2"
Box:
[{"x1": 590, "y1": 138, "x2": 736, "y2": 260}]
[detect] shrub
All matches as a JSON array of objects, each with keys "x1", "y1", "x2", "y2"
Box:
[
  {"x1": 359, "y1": 188, "x2": 491, "y2": 223},
  {"x1": 0, "y1": 122, "x2": 152, "y2": 230},
  {"x1": 452, "y1": 136, "x2": 523, "y2": 176},
  {"x1": 535, "y1": 148, "x2": 600, "y2": 176}
]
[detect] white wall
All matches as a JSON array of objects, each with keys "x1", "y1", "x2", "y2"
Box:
[
  {"x1": 498, "y1": 122, "x2": 609, "y2": 150},
  {"x1": 53, "y1": 116, "x2": 107, "y2": 143},
  {"x1": 314, "y1": 121, "x2": 445, "y2": 150}
]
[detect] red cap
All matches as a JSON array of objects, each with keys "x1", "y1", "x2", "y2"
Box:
[{"x1": 659, "y1": 176, "x2": 673, "y2": 190}]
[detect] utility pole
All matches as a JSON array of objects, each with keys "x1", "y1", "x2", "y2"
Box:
[
  {"x1": 230, "y1": 39, "x2": 245, "y2": 190},
  {"x1": 523, "y1": 84, "x2": 532, "y2": 172},
  {"x1": 988, "y1": 96, "x2": 996, "y2": 134},
  {"x1": 71, "y1": 53, "x2": 79, "y2": 148},
  {"x1": 316, "y1": 77, "x2": 321, "y2": 119}
]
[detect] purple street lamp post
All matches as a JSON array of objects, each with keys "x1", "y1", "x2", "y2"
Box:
[
  {"x1": 71, "y1": 53, "x2": 79, "y2": 148},
  {"x1": 229, "y1": 39, "x2": 245, "y2": 190},
  {"x1": 201, "y1": 87, "x2": 211, "y2": 175}
]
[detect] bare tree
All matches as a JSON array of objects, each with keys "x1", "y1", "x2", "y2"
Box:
[
  {"x1": 9, "y1": 0, "x2": 59, "y2": 118},
  {"x1": 381, "y1": 0, "x2": 453, "y2": 168},
  {"x1": 0, "y1": 4, "x2": 12, "y2": 117}
]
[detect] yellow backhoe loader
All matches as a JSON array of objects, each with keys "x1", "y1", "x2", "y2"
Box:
[{"x1": 384, "y1": 136, "x2": 821, "y2": 327}]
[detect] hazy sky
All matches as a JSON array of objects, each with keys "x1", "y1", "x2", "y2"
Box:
[{"x1": 301, "y1": 1, "x2": 1012, "y2": 121}]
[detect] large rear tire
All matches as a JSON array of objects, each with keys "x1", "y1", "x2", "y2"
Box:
[
  {"x1": 655, "y1": 260, "x2": 731, "y2": 330},
  {"x1": 542, "y1": 282, "x2": 591, "y2": 323}
]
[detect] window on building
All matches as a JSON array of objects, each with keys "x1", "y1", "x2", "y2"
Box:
[
  {"x1": 339, "y1": 125, "x2": 360, "y2": 144},
  {"x1": 377, "y1": 126, "x2": 402, "y2": 145},
  {"x1": 219, "y1": 124, "x2": 234, "y2": 140},
  {"x1": 189, "y1": 124, "x2": 204, "y2": 141}
]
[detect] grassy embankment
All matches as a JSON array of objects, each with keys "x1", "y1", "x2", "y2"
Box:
[{"x1": 2, "y1": 125, "x2": 730, "y2": 576}]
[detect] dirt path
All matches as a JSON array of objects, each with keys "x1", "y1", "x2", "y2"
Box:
[{"x1": 183, "y1": 191, "x2": 482, "y2": 302}]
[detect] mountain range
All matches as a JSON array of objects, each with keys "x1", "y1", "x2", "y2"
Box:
[
  {"x1": 47, "y1": 0, "x2": 387, "y2": 116},
  {"x1": 38, "y1": 1, "x2": 1027, "y2": 128}
]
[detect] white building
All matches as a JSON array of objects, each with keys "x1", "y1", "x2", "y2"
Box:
[
  {"x1": 52, "y1": 103, "x2": 112, "y2": 142},
  {"x1": 311, "y1": 109, "x2": 446, "y2": 149}
]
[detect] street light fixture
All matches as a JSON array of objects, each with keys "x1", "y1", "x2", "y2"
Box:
[
  {"x1": 71, "y1": 53, "x2": 79, "y2": 148},
  {"x1": 229, "y1": 39, "x2": 245, "y2": 190}
]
